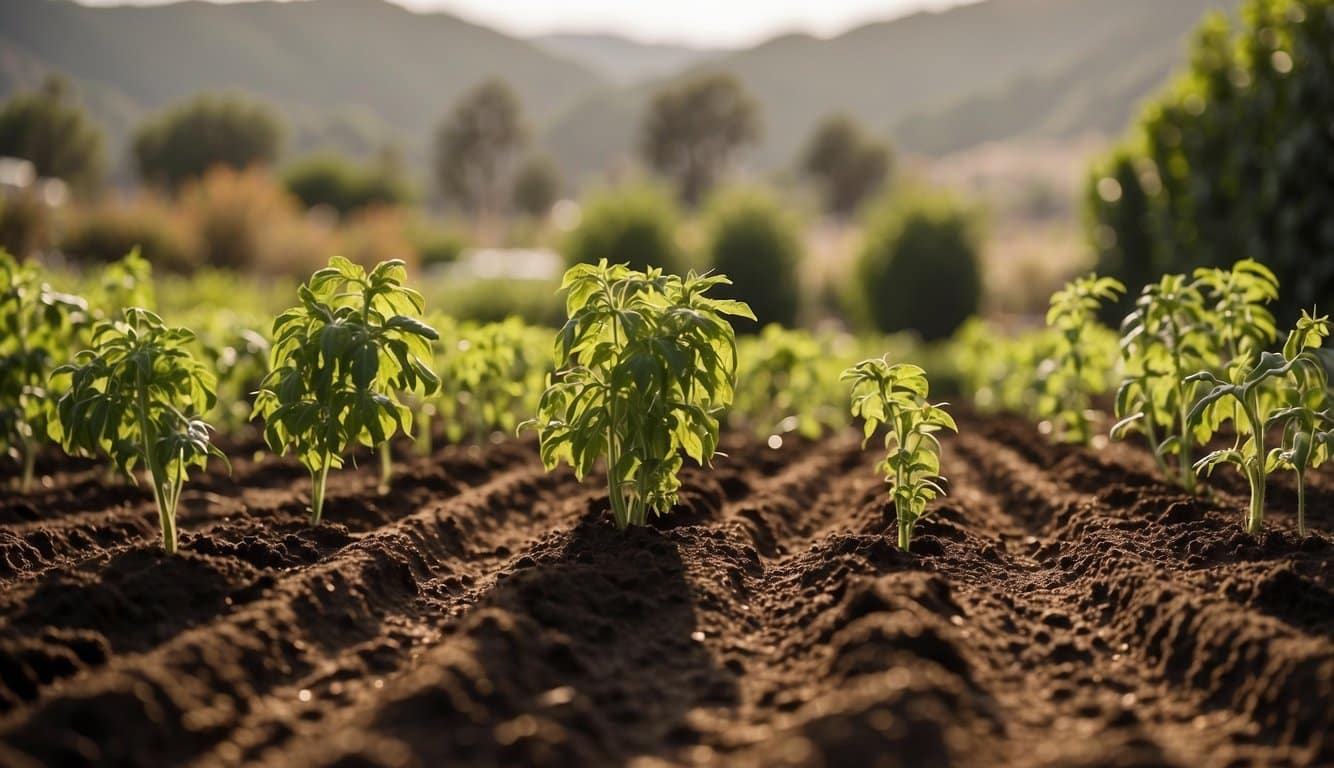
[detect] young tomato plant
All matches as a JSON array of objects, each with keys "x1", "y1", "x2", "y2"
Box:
[
  {"x1": 733, "y1": 325, "x2": 847, "y2": 441},
  {"x1": 843, "y1": 359, "x2": 955, "y2": 552},
  {"x1": 1187, "y1": 311, "x2": 1329, "y2": 535},
  {"x1": 1039, "y1": 274, "x2": 1125, "y2": 444},
  {"x1": 526, "y1": 260, "x2": 753, "y2": 529},
  {"x1": 253, "y1": 257, "x2": 439, "y2": 525},
  {"x1": 0, "y1": 251, "x2": 88, "y2": 492},
  {"x1": 1111, "y1": 273, "x2": 1216, "y2": 492},
  {"x1": 50, "y1": 308, "x2": 224, "y2": 553}
]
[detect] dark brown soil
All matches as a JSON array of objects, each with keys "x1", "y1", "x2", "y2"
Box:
[{"x1": 0, "y1": 415, "x2": 1330, "y2": 767}]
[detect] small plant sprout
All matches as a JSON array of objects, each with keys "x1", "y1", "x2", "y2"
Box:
[
  {"x1": 1111, "y1": 273, "x2": 1216, "y2": 492},
  {"x1": 1040, "y1": 274, "x2": 1125, "y2": 444},
  {"x1": 50, "y1": 308, "x2": 225, "y2": 553},
  {"x1": 0, "y1": 251, "x2": 88, "y2": 492},
  {"x1": 1187, "y1": 310, "x2": 1330, "y2": 535},
  {"x1": 842, "y1": 359, "x2": 956, "y2": 552},
  {"x1": 525, "y1": 260, "x2": 753, "y2": 529},
  {"x1": 254, "y1": 257, "x2": 439, "y2": 525}
]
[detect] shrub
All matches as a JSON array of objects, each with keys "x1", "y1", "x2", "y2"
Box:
[
  {"x1": 134, "y1": 93, "x2": 284, "y2": 193},
  {"x1": 179, "y1": 166, "x2": 323, "y2": 276},
  {"x1": 0, "y1": 191, "x2": 54, "y2": 261},
  {"x1": 335, "y1": 207, "x2": 418, "y2": 272},
  {"x1": 703, "y1": 187, "x2": 802, "y2": 331},
  {"x1": 512, "y1": 154, "x2": 561, "y2": 219},
  {"x1": 61, "y1": 199, "x2": 195, "y2": 272},
  {"x1": 282, "y1": 153, "x2": 413, "y2": 217},
  {"x1": 562, "y1": 184, "x2": 684, "y2": 275},
  {"x1": 852, "y1": 192, "x2": 982, "y2": 341},
  {"x1": 799, "y1": 114, "x2": 892, "y2": 218}
]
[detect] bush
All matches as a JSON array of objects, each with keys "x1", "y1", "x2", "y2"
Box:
[
  {"x1": 703, "y1": 187, "x2": 802, "y2": 331},
  {"x1": 562, "y1": 184, "x2": 684, "y2": 275},
  {"x1": 1088, "y1": 0, "x2": 1334, "y2": 322},
  {"x1": 852, "y1": 192, "x2": 982, "y2": 341},
  {"x1": 409, "y1": 221, "x2": 467, "y2": 268},
  {"x1": 282, "y1": 153, "x2": 413, "y2": 217},
  {"x1": 423, "y1": 278, "x2": 565, "y2": 326},
  {"x1": 799, "y1": 114, "x2": 892, "y2": 218},
  {"x1": 335, "y1": 207, "x2": 418, "y2": 271},
  {"x1": 61, "y1": 199, "x2": 194, "y2": 272},
  {"x1": 134, "y1": 93, "x2": 284, "y2": 193},
  {"x1": 0, "y1": 191, "x2": 53, "y2": 261},
  {"x1": 512, "y1": 154, "x2": 561, "y2": 219},
  {"x1": 179, "y1": 166, "x2": 324, "y2": 276}
]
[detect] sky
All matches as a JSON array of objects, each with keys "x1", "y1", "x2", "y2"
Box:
[{"x1": 72, "y1": 0, "x2": 980, "y2": 48}]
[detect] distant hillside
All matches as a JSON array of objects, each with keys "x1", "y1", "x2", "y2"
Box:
[
  {"x1": 543, "y1": 0, "x2": 1238, "y2": 175},
  {"x1": 534, "y1": 33, "x2": 724, "y2": 85},
  {"x1": 0, "y1": 0, "x2": 606, "y2": 167}
]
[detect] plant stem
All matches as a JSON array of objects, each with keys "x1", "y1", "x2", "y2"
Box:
[
  {"x1": 378, "y1": 441, "x2": 392, "y2": 495},
  {"x1": 1296, "y1": 470, "x2": 1307, "y2": 537},
  {"x1": 1246, "y1": 464, "x2": 1265, "y2": 534},
  {"x1": 135, "y1": 374, "x2": 175, "y2": 554},
  {"x1": 1243, "y1": 395, "x2": 1266, "y2": 534},
  {"x1": 310, "y1": 458, "x2": 332, "y2": 525},
  {"x1": 20, "y1": 444, "x2": 35, "y2": 494},
  {"x1": 898, "y1": 518, "x2": 912, "y2": 552}
]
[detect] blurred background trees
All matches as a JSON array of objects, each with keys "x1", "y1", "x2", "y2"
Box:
[
  {"x1": 562, "y1": 184, "x2": 683, "y2": 275},
  {"x1": 703, "y1": 187, "x2": 802, "y2": 332},
  {"x1": 433, "y1": 79, "x2": 528, "y2": 227},
  {"x1": 133, "y1": 94, "x2": 284, "y2": 193},
  {"x1": 0, "y1": 76, "x2": 105, "y2": 197},
  {"x1": 640, "y1": 73, "x2": 760, "y2": 207},
  {"x1": 800, "y1": 115, "x2": 893, "y2": 218}
]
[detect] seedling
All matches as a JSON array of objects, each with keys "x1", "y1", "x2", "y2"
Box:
[
  {"x1": 525, "y1": 260, "x2": 753, "y2": 529},
  {"x1": 0, "y1": 251, "x2": 88, "y2": 492},
  {"x1": 842, "y1": 359, "x2": 956, "y2": 552},
  {"x1": 1187, "y1": 311, "x2": 1330, "y2": 534},
  {"x1": 254, "y1": 257, "x2": 439, "y2": 525},
  {"x1": 1111, "y1": 273, "x2": 1215, "y2": 492},
  {"x1": 50, "y1": 308, "x2": 224, "y2": 553},
  {"x1": 1040, "y1": 274, "x2": 1125, "y2": 444}
]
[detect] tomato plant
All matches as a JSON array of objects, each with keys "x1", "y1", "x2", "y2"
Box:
[
  {"x1": 50, "y1": 308, "x2": 224, "y2": 553},
  {"x1": 435, "y1": 318, "x2": 552, "y2": 445},
  {"x1": 254, "y1": 257, "x2": 439, "y2": 525},
  {"x1": 526, "y1": 261, "x2": 753, "y2": 529},
  {"x1": 843, "y1": 359, "x2": 955, "y2": 552},
  {"x1": 733, "y1": 325, "x2": 848, "y2": 441},
  {"x1": 1039, "y1": 274, "x2": 1124, "y2": 444},
  {"x1": 0, "y1": 251, "x2": 88, "y2": 492}
]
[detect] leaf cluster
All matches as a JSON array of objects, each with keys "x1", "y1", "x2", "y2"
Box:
[{"x1": 1038, "y1": 274, "x2": 1125, "y2": 444}]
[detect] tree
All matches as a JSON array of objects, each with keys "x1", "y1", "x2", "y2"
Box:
[
  {"x1": 133, "y1": 93, "x2": 284, "y2": 193},
  {"x1": 703, "y1": 187, "x2": 802, "y2": 331},
  {"x1": 512, "y1": 154, "x2": 561, "y2": 219},
  {"x1": 433, "y1": 79, "x2": 527, "y2": 220},
  {"x1": 0, "y1": 76, "x2": 106, "y2": 196},
  {"x1": 853, "y1": 191, "x2": 982, "y2": 341},
  {"x1": 641, "y1": 73, "x2": 760, "y2": 207},
  {"x1": 800, "y1": 114, "x2": 892, "y2": 218},
  {"x1": 282, "y1": 153, "x2": 413, "y2": 217}
]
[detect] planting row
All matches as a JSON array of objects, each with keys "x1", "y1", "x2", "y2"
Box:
[{"x1": 1, "y1": 252, "x2": 954, "y2": 554}]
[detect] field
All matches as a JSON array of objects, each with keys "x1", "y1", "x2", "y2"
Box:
[{"x1": 0, "y1": 412, "x2": 1329, "y2": 767}]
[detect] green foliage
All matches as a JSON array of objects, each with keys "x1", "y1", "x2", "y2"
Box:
[
  {"x1": 842, "y1": 359, "x2": 956, "y2": 552},
  {"x1": 134, "y1": 93, "x2": 284, "y2": 193},
  {"x1": 0, "y1": 252, "x2": 88, "y2": 491},
  {"x1": 511, "y1": 154, "x2": 562, "y2": 219},
  {"x1": 61, "y1": 200, "x2": 195, "y2": 272},
  {"x1": 853, "y1": 192, "x2": 982, "y2": 341},
  {"x1": 703, "y1": 188, "x2": 802, "y2": 331},
  {"x1": 433, "y1": 79, "x2": 528, "y2": 217},
  {"x1": 282, "y1": 153, "x2": 414, "y2": 216},
  {"x1": 733, "y1": 325, "x2": 849, "y2": 440},
  {"x1": 950, "y1": 318, "x2": 1059, "y2": 418},
  {"x1": 1111, "y1": 272, "x2": 1215, "y2": 491},
  {"x1": 641, "y1": 72, "x2": 761, "y2": 207},
  {"x1": 253, "y1": 257, "x2": 439, "y2": 524},
  {"x1": 526, "y1": 261, "x2": 753, "y2": 529},
  {"x1": 1088, "y1": 0, "x2": 1334, "y2": 323},
  {"x1": 1187, "y1": 313, "x2": 1330, "y2": 534},
  {"x1": 433, "y1": 318, "x2": 552, "y2": 445},
  {"x1": 1040, "y1": 274, "x2": 1125, "y2": 444},
  {"x1": 0, "y1": 76, "x2": 105, "y2": 196},
  {"x1": 799, "y1": 114, "x2": 892, "y2": 217},
  {"x1": 51, "y1": 308, "x2": 224, "y2": 553},
  {"x1": 561, "y1": 185, "x2": 684, "y2": 275},
  {"x1": 0, "y1": 191, "x2": 54, "y2": 262}
]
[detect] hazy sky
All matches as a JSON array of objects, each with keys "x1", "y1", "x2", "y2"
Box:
[{"x1": 73, "y1": 0, "x2": 979, "y2": 47}]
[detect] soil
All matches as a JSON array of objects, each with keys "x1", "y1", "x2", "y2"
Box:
[{"x1": 0, "y1": 414, "x2": 1330, "y2": 767}]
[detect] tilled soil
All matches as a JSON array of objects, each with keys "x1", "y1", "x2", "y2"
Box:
[{"x1": 0, "y1": 415, "x2": 1330, "y2": 767}]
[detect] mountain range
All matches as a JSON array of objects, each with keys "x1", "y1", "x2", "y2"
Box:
[{"x1": 0, "y1": 0, "x2": 1238, "y2": 179}]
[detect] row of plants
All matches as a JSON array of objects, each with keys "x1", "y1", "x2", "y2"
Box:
[
  {"x1": 4, "y1": 250, "x2": 956, "y2": 553},
  {"x1": 953, "y1": 259, "x2": 1330, "y2": 535}
]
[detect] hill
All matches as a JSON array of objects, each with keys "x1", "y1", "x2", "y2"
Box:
[
  {"x1": 542, "y1": 0, "x2": 1238, "y2": 175},
  {"x1": 533, "y1": 33, "x2": 724, "y2": 85},
  {"x1": 0, "y1": 0, "x2": 606, "y2": 166}
]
